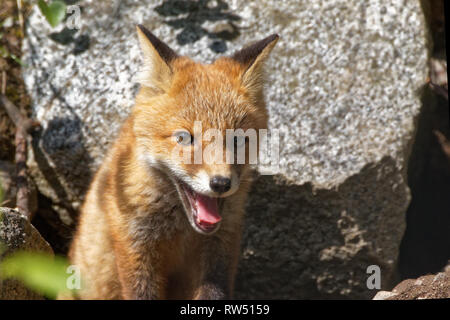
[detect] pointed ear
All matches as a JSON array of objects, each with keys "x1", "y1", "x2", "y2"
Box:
[
  {"x1": 232, "y1": 34, "x2": 279, "y2": 94},
  {"x1": 136, "y1": 24, "x2": 178, "y2": 92}
]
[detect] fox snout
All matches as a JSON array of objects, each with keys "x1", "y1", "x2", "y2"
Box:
[
  {"x1": 209, "y1": 176, "x2": 231, "y2": 194},
  {"x1": 190, "y1": 168, "x2": 240, "y2": 198}
]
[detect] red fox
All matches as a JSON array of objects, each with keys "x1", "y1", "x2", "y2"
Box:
[{"x1": 65, "y1": 25, "x2": 278, "y2": 299}]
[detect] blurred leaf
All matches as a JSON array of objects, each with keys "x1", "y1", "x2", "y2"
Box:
[
  {"x1": 9, "y1": 53, "x2": 26, "y2": 67},
  {"x1": 38, "y1": 0, "x2": 67, "y2": 28},
  {"x1": 0, "y1": 45, "x2": 26, "y2": 66},
  {"x1": 0, "y1": 251, "x2": 72, "y2": 299},
  {"x1": 0, "y1": 45, "x2": 8, "y2": 58}
]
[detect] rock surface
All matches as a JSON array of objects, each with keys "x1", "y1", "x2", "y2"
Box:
[
  {"x1": 0, "y1": 207, "x2": 53, "y2": 299},
  {"x1": 22, "y1": 0, "x2": 429, "y2": 298},
  {"x1": 373, "y1": 267, "x2": 450, "y2": 299}
]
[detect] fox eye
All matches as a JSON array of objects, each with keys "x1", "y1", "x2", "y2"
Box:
[
  {"x1": 174, "y1": 131, "x2": 193, "y2": 146},
  {"x1": 234, "y1": 136, "x2": 247, "y2": 148}
]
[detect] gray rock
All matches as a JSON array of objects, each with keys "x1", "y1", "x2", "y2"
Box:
[
  {"x1": 22, "y1": 0, "x2": 429, "y2": 298},
  {"x1": 0, "y1": 207, "x2": 53, "y2": 299},
  {"x1": 372, "y1": 290, "x2": 398, "y2": 300}
]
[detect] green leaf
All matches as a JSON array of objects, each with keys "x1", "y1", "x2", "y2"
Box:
[
  {"x1": 9, "y1": 53, "x2": 26, "y2": 67},
  {"x1": 0, "y1": 251, "x2": 73, "y2": 299},
  {"x1": 0, "y1": 45, "x2": 8, "y2": 58},
  {"x1": 38, "y1": 0, "x2": 67, "y2": 28}
]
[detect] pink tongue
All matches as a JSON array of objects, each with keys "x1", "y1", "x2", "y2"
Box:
[{"x1": 195, "y1": 194, "x2": 221, "y2": 225}]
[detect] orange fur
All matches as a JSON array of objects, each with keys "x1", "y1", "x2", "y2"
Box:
[{"x1": 63, "y1": 26, "x2": 278, "y2": 300}]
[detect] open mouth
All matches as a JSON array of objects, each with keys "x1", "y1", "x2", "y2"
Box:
[{"x1": 175, "y1": 181, "x2": 223, "y2": 235}]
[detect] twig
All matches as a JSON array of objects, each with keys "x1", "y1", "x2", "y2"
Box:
[
  {"x1": 0, "y1": 95, "x2": 39, "y2": 219},
  {"x1": 16, "y1": 0, "x2": 24, "y2": 33},
  {"x1": 1, "y1": 199, "x2": 12, "y2": 206},
  {"x1": 428, "y1": 78, "x2": 448, "y2": 100},
  {"x1": 434, "y1": 130, "x2": 450, "y2": 162},
  {"x1": 1, "y1": 71, "x2": 6, "y2": 95}
]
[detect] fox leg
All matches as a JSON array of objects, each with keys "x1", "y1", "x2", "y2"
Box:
[
  {"x1": 195, "y1": 234, "x2": 241, "y2": 300},
  {"x1": 113, "y1": 243, "x2": 165, "y2": 300},
  {"x1": 196, "y1": 264, "x2": 231, "y2": 299}
]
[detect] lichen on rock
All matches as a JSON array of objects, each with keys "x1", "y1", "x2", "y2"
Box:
[{"x1": 0, "y1": 207, "x2": 53, "y2": 299}]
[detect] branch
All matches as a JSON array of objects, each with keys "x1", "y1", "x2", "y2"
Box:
[
  {"x1": 434, "y1": 130, "x2": 450, "y2": 162},
  {"x1": 0, "y1": 95, "x2": 39, "y2": 219},
  {"x1": 427, "y1": 78, "x2": 448, "y2": 100}
]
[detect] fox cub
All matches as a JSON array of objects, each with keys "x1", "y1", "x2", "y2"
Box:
[{"x1": 66, "y1": 25, "x2": 278, "y2": 299}]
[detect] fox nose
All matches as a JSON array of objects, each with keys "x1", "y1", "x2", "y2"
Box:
[{"x1": 210, "y1": 176, "x2": 231, "y2": 194}]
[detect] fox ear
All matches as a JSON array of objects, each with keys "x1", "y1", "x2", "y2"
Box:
[
  {"x1": 136, "y1": 25, "x2": 178, "y2": 92},
  {"x1": 232, "y1": 34, "x2": 279, "y2": 96}
]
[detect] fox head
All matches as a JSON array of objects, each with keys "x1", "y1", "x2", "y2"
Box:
[{"x1": 133, "y1": 25, "x2": 278, "y2": 235}]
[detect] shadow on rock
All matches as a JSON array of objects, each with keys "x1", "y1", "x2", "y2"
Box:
[
  {"x1": 235, "y1": 156, "x2": 408, "y2": 299},
  {"x1": 31, "y1": 115, "x2": 93, "y2": 222},
  {"x1": 155, "y1": 0, "x2": 241, "y2": 53},
  {"x1": 399, "y1": 86, "x2": 450, "y2": 279}
]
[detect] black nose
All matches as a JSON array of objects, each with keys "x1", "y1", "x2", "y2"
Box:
[{"x1": 210, "y1": 176, "x2": 231, "y2": 194}]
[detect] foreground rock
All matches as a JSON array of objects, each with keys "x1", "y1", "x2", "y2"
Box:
[
  {"x1": 22, "y1": 0, "x2": 429, "y2": 298},
  {"x1": 0, "y1": 207, "x2": 53, "y2": 299},
  {"x1": 374, "y1": 268, "x2": 450, "y2": 299}
]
